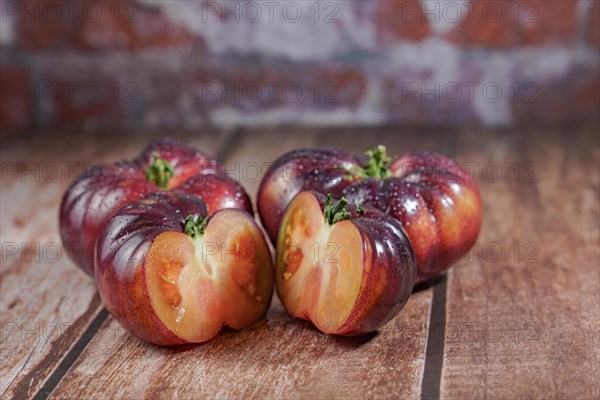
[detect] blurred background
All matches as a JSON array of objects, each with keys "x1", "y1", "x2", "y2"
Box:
[{"x1": 1, "y1": 0, "x2": 598, "y2": 137}]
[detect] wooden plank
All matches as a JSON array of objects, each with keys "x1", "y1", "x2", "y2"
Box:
[
  {"x1": 50, "y1": 127, "x2": 451, "y2": 399},
  {"x1": 441, "y1": 127, "x2": 600, "y2": 399},
  {"x1": 15, "y1": 126, "x2": 596, "y2": 399},
  {"x1": 221, "y1": 127, "x2": 323, "y2": 208},
  {"x1": 0, "y1": 130, "x2": 234, "y2": 398}
]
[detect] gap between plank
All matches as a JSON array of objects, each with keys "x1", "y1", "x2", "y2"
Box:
[
  {"x1": 215, "y1": 127, "x2": 245, "y2": 162},
  {"x1": 420, "y1": 276, "x2": 448, "y2": 400},
  {"x1": 420, "y1": 129, "x2": 456, "y2": 399},
  {"x1": 32, "y1": 308, "x2": 109, "y2": 400}
]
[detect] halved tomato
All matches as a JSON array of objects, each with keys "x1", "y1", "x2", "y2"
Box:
[
  {"x1": 95, "y1": 192, "x2": 273, "y2": 345},
  {"x1": 276, "y1": 191, "x2": 415, "y2": 336}
]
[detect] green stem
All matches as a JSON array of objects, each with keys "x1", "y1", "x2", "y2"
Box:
[
  {"x1": 145, "y1": 152, "x2": 174, "y2": 189},
  {"x1": 323, "y1": 193, "x2": 364, "y2": 226},
  {"x1": 362, "y1": 145, "x2": 392, "y2": 179},
  {"x1": 184, "y1": 215, "x2": 208, "y2": 238}
]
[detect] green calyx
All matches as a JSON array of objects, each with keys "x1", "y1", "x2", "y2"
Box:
[
  {"x1": 323, "y1": 193, "x2": 364, "y2": 226},
  {"x1": 145, "y1": 152, "x2": 174, "y2": 189},
  {"x1": 345, "y1": 145, "x2": 392, "y2": 181},
  {"x1": 362, "y1": 145, "x2": 392, "y2": 179},
  {"x1": 184, "y1": 214, "x2": 208, "y2": 238}
]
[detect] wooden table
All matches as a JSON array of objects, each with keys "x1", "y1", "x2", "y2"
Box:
[{"x1": 1, "y1": 125, "x2": 598, "y2": 399}]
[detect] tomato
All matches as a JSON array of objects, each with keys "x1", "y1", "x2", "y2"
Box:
[
  {"x1": 259, "y1": 146, "x2": 481, "y2": 284},
  {"x1": 60, "y1": 140, "x2": 251, "y2": 276},
  {"x1": 276, "y1": 191, "x2": 415, "y2": 335},
  {"x1": 95, "y1": 191, "x2": 273, "y2": 345}
]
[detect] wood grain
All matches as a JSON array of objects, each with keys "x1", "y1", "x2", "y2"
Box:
[
  {"x1": 2, "y1": 126, "x2": 598, "y2": 399},
  {"x1": 0, "y1": 130, "x2": 235, "y2": 398},
  {"x1": 441, "y1": 127, "x2": 600, "y2": 399}
]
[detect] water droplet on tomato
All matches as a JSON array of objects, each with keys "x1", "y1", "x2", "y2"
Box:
[{"x1": 175, "y1": 306, "x2": 186, "y2": 323}]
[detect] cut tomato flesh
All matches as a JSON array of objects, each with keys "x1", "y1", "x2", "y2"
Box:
[
  {"x1": 202, "y1": 211, "x2": 273, "y2": 330},
  {"x1": 145, "y1": 231, "x2": 221, "y2": 342},
  {"x1": 276, "y1": 192, "x2": 364, "y2": 334},
  {"x1": 146, "y1": 210, "x2": 273, "y2": 343}
]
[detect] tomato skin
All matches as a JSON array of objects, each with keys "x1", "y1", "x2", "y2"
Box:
[
  {"x1": 95, "y1": 192, "x2": 204, "y2": 345},
  {"x1": 59, "y1": 161, "x2": 153, "y2": 276},
  {"x1": 59, "y1": 140, "x2": 252, "y2": 276},
  {"x1": 342, "y1": 206, "x2": 416, "y2": 334},
  {"x1": 260, "y1": 148, "x2": 482, "y2": 285},
  {"x1": 275, "y1": 191, "x2": 416, "y2": 336},
  {"x1": 346, "y1": 152, "x2": 482, "y2": 285}
]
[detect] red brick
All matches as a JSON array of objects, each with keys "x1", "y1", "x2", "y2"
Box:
[
  {"x1": 512, "y1": 70, "x2": 600, "y2": 124},
  {"x1": 39, "y1": 70, "x2": 138, "y2": 128},
  {"x1": 589, "y1": 1, "x2": 600, "y2": 48},
  {"x1": 382, "y1": 70, "x2": 480, "y2": 125},
  {"x1": 375, "y1": 1, "x2": 431, "y2": 42},
  {"x1": 17, "y1": 0, "x2": 203, "y2": 51},
  {"x1": 79, "y1": 2, "x2": 203, "y2": 51},
  {"x1": 0, "y1": 66, "x2": 32, "y2": 130},
  {"x1": 446, "y1": 0, "x2": 578, "y2": 48},
  {"x1": 16, "y1": 0, "x2": 76, "y2": 50},
  {"x1": 314, "y1": 69, "x2": 367, "y2": 108},
  {"x1": 186, "y1": 66, "x2": 367, "y2": 111},
  {"x1": 34, "y1": 64, "x2": 367, "y2": 129}
]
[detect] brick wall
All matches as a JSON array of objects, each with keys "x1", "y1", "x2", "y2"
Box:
[{"x1": 1, "y1": 0, "x2": 598, "y2": 132}]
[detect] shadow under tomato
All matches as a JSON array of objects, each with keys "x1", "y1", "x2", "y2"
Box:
[
  {"x1": 330, "y1": 331, "x2": 379, "y2": 348},
  {"x1": 413, "y1": 275, "x2": 445, "y2": 293},
  {"x1": 139, "y1": 311, "x2": 380, "y2": 353},
  {"x1": 292, "y1": 319, "x2": 379, "y2": 348}
]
